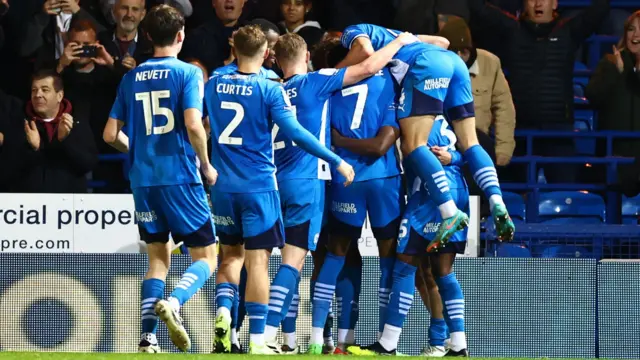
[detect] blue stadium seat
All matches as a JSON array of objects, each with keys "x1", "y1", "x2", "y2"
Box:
[
  {"x1": 573, "y1": 62, "x2": 589, "y2": 97},
  {"x1": 574, "y1": 109, "x2": 596, "y2": 155},
  {"x1": 503, "y1": 191, "x2": 526, "y2": 222},
  {"x1": 496, "y1": 243, "x2": 532, "y2": 258},
  {"x1": 622, "y1": 195, "x2": 640, "y2": 225},
  {"x1": 585, "y1": 35, "x2": 619, "y2": 69},
  {"x1": 540, "y1": 245, "x2": 594, "y2": 259},
  {"x1": 538, "y1": 191, "x2": 605, "y2": 223}
]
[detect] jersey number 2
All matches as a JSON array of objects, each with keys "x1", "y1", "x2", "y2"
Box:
[
  {"x1": 219, "y1": 101, "x2": 245, "y2": 145},
  {"x1": 135, "y1": 90, "x2": 175, "y2": 136}
]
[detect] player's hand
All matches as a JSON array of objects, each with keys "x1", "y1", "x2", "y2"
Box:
[
  {"x1": 336, "y1": 160, "x2": 355, "y2": 187},
  {"x1": 613, "y1": 45, "x2": 624, "y2": 74},
  {"x1": 430, "y1": 146, "x2": 452, "y2": 165},
  {"x1": 24, "y1": 120, "x2": 41, "y2": 151},
  {"x1": 121, "y1": 54, "x2": 137, "y2": 70},
  {"x1": 202, "y1": 163, "x2": 218, "y2": 186},
  {"x1": 57, "y1": 113, "x2": 74, "y2": 141},
  {"x1": 395, "y1": 32, "x2": 419, "y2": 47},
  {"x1": 92, "y1": 43, "x2": 115, "y2": 67}
]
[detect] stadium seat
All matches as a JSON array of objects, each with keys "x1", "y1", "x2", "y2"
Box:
[
  {"x1": 585, "y1": 35, "x2": 619, "y2": 69},
  {"x1": 540, "y1": 245, "x2": 595, "y2": 259},
  {"x1": 496, "y1": 243, "x2": 532, "y2": 258},
  {"x1": 503, "y1": 191, "x2": 526, "y2": 222},
  {"x1": 622, "y1": 195, "x2": 640, "y2": 225},
  {"x1": 573, "y1": 62, "x2": 589, "y2": 97},
  {"x1": 573, "y1": 109, "x2": 596, "y2": 155},
  {"x1": 538, "y1": 191, "x2": 605, "y2": 223}
]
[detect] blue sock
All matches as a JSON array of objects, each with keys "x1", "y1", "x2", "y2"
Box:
[
  {"x1": 141, "y1": 278, "x2": 165, "y2": 334},
  {"x1": 429, "y1": 318, "x2": 447, "y2": 346},
  {"x1": 385, "y1": 261, "x2": 417, "y2": 328},
  {"x1": 378, "y1": 257, "x2": 394, "y2": 333},
  {"x1": 465, "y1": 145, "x2": 503, "y2": 205},
  {"x1": 215, "y1": 282, "x2": 237, "y2": 313},
  {"x1": 282, "y1": 276, "x2": 300, "y2": 334},
  {"x1": 407, "y1": 146, "x2": 454, "y2": 208},
  {"x1": 266, "y1": 264, "x2": 299, "y2": 327},
  {"x1": 245, "y1": 301, "x2": 269, "y2": 344},
  {"x1": 312, "y1": 252, "x2": 345, "y2": 330},
  {"x1": 437, "y1": 272, "x2": 465, "y2": 333},
  {"x1": 336, "y1": 266, "x2": 357, "y2": 332},
  {"x1": 170, "y1": 260, "x2": 211, "y2": 305},
  {"x1": 236, "y1": 267, "x2": 248, "y2": 331}
]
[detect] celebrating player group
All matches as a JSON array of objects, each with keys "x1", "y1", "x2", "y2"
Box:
[{"x1": 103, "y1": 4, "x2": 515, "y2": 357}]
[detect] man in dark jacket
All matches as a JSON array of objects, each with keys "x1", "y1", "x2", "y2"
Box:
[
  {"x1": 5, "y1": 69, "x2": 98, "y2": 193},
  {"x1": 469, "y1": 0, "x2": 609, "y2": 182}
]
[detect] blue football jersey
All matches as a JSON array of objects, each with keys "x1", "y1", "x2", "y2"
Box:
[
  {"x1": 330, "y1": 68, "x2": 401, "y2": 184},
  {"x1": 341, "y1": 23, "x2": 445, "y2": 84},
  {"x1": 204, "y1": 72, "x2": 295, "y2": 193},
  {"x1": 274, "y1": 68, "x2": 347, "y2": 181},
  {"x1": 406, "y1": 116, "x2": 466, "y2": 197},
  {"x1": 212, "y1": 61, "x2": 280, "y2": 79},
  {"x1": 109, "y1": 57, "x2": 204, "y2": 189}
]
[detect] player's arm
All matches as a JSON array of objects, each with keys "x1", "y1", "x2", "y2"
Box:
[
  {"x1": 271, "y1": 86, "x2": 355, "y2": 185},
  {"x1": 417, "y1": 35, "x2": 450, "y2": 49},
  {"x1": 332, "y1": 126, "x2": 399, "y2": 158},
  {"x1": 449, "y1": 150, "x2": 464, "y2": 167},
  {"x1": 185, "y1": 108, "x2": 210, "y2": 166},
  {"x1": 103, "y1": 118, "x2": 129, "y2": 153},
  {"x1": 341, "y1": 32, "x2": 416, "y2": 87}
]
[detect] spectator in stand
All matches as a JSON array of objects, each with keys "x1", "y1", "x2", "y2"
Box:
[
  {"x1": 19, "y1": 0, "x2": 106, "y2": 69},
  {"x1": 180, "y1": 0, "x2": 247, "y2": 73},
  {"x1": 56, "y1": 19, "x2": 125, "y2": 193},
  {"x1": 437, "y1": 18, "x2": 515, "y2": 167},
  {"x1": 278, "y1": 1, "x2": 321, "y2": 35},
  {"x1": 392, "y1": 0, "x2": 470, "y2": 35},
  {"x1": 145, "y1": 0, "x2": 193, "y2": 17},
  {"x1": 468, "y1": 0, "x2": 610, "y2": 183},
  {"x1": 6, "y1": 69, "x2": 98, "y2": 193},
  {"x1": 98, "y1": 0, "x2": 151, "y2": 78},
  {"x1": 586, "y1": 11, "x2": 640, "y2": 177}
]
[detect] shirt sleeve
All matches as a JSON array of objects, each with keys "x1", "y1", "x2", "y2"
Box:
[
  {"x1": 310, "y1": 68, "x2": 347, "y2": 98},
  {"x1": 341, "y1": 24, "x2": 370, "y2": 49},
  {"x1": 182, "y1": 67, "x2": 204, "y2": 112},
  {"x1": 108, "y1": 78, "x2": 127, "y2": 122},
  {"x1": 269, "y1": 84, "x2": 342, "y2": 167},
  {"x1": 381, "y1": 97, "x2": 399, "y2": 129},
  {"x1": 449, "y1": 150, "x2": 464, "y2": 167}
]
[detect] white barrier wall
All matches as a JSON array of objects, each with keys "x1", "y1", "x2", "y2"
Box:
[{"x1": 0, "y1": 194, "x2": 480, "y2": 256}]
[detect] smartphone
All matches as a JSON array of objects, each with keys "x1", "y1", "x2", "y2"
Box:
[{"x1": 78, "y1": 45, "x2": 98, "y2": 58}]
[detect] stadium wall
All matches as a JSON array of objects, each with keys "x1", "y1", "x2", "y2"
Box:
[{"x1": 0, "y1": 254, "x2": 636, "y2": 358}]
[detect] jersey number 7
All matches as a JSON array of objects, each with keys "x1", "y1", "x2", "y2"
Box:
[
  {"x1": 341, "y1": 84, "x2": 368, "y2": 130},
  {"x1": 135, "y1": 90, "x2": 175, "y2": 136}
]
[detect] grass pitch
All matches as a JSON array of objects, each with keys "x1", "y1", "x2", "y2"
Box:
[{"x1": 0, "y1": 354, "x2": 596, "y2": 360}]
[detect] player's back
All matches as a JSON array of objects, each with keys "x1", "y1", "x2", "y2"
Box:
[
  {"x1": 122, "y1": 57, "x2": 202, "y2": 188},
  {"x1": 205, "y1": 72, "x2": 282, "y2": 193},
  {"x1": 274, "y1": 68, "x2": 346, "y2": 182},
  {"x1": 341, "y1": 24, "x2": 444, "y2": 83},
  {"x1": 330, "y1": 67, "x2": 401, "y2": 183},
  {"x1": 406, "y1": 116, "x2": 466, "y2": 198}
]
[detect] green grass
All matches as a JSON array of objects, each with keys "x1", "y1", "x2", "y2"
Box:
[{"x1": 0, "y1": 354, "x2": 595, "y2": 360}]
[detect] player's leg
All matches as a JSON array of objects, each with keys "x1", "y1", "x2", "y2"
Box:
[
  {"x1": 232, "y1": 266, "x2": 248, "y2": 352},
  {"x1": 366, "y1": 176, "x2": 404, "y2": 335},
  {"x1": 335, "y1": 241, "x2": 362, "y2": 353},
  {"x1": 398, "y1": 53, "x2": 468, "y2": 250},
  {"x1": 264, "y1": 179, "x2": 322, "y2": 352},
  {"x1": 419, "y1": 257, "x2": 449, "y2": 357},
  {"x1": 210, "y1": 189, "x2": 245, "y2": 353},
  {"x1": 241, "y1": 190, "x2": 285, "y2": 354},
  {"x1": 444, "y1": 51, "x2": 514, "y2": 241},
  {"x1": 309, "y1": 224, "x2": 336, "y2": 353},
  {"x1": 156, "y1": 184, "x2": 218, "y2": 352},
  {"x1": 309, "y1": 182, "x2": 366, "y2": 353}
]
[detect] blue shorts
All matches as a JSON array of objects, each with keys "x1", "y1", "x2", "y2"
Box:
[
  {"x1": 132, "y1": 184, "x2": 216, "y2": 247},
  {"x1": 330, "y1": 175, "x2": 404, "y2": 240},
  {"x1": 397, "y1": 50, "x2": 474, "y2": 121},
  {"x1": 210, "y1": 189, "x2": 284, "y2": 250},
  {"x1": 397, "y1": 186, "x2": 469, "y2": 256},
  {"x1": 278, "y1": 179, "x2": 325, "y2": 251}
]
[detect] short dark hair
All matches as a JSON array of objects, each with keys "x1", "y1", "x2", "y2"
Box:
[
  {"x1": 32, "y1": 69, "x2": 64, "y2": 92},
  {"x1": 311, "y1": 38, "x2": 346, "y2": 69},
  {"x1": 69, "y1": 19, "x2": 98, "y2": 35},
  {"x1": 143, "y1": 5, "x2": 185, "y2": 47},
  {"x1": 248, "y1": 18, "x2": 280, "y2": 36},
  {"x1": 234, "y1": 25, "x2": 268, "y2": 58}
]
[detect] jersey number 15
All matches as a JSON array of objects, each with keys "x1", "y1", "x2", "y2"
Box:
[{"x1": 135, "y1": 90, "x2": 175, "y2": 136}]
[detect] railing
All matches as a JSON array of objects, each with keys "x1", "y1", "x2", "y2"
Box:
[{"x1": 506, "y1": 130, "x2": 640, "y2": 223}]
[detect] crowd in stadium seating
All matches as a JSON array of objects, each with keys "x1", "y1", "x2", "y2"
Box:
[{"x1": 0, "y1": 0, "x2": 638, "y2": 222}]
